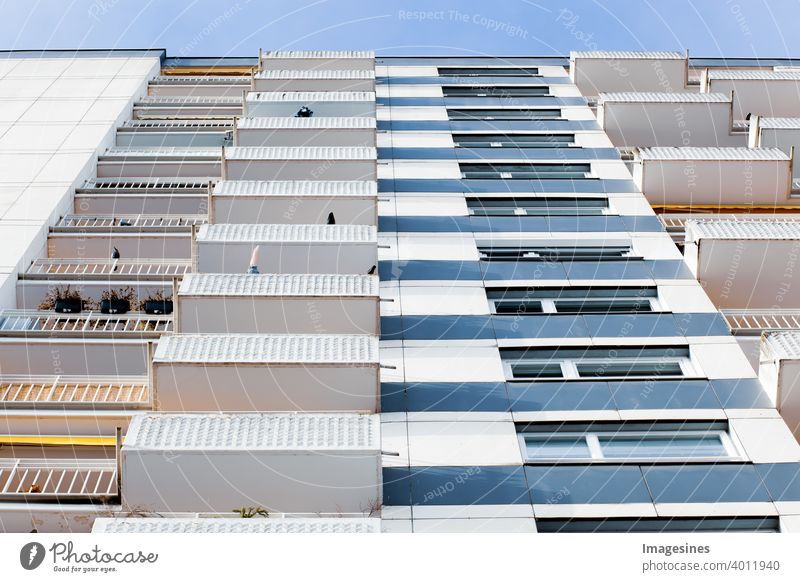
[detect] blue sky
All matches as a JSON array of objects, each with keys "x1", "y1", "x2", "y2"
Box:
[{"x1": 1, "y1": 0, "x2": 799, "y2": 57}]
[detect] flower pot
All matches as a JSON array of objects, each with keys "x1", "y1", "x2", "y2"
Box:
[
  {"x1": 101, "y1": 299, "x2": 130, "y2": 314},
  {"x1": 144, "y1": 300, "x2": 173, "y2": 315},
  {"x1": 54, "y1": 298, "x2": 82, "y2": 313}
]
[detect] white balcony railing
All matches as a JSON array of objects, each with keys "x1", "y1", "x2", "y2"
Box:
[
  {"x1": 0, "y1": 459, "x2": 117, "y2": 500},
  {"x1": 0, "y1": 310, "x2": 172, "y2": 337},
  {"x1": 25, "y1": 258, "x2": 191, "y2": 278},
  {"x1": 0, "y1": 375, "x2": 149, "y2": 408},
  {"x1": 55, "y1": 214, "x2": 206, "y2": 231},
  {"x1": 723, "y1": 309, "x2": 800, "y2": 335}
]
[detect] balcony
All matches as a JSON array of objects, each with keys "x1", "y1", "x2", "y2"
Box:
[
  {"x1": 0, "y1": 375, "x2": 148, "y2": 434},
  {"x1": 759, "y1": 331, "x2": 800, "y2": 437},
  {"x1": 23, "y1": 258, "x2": 191, "y2": 279},
  {"x1": 222, "y1": 146, "x2": 376, "y2": 181},
  {"x1": 132, "y1": 96, "x2": 242, "y2": 119},
  {"x1": 722, "y1": 309, "x2": 800, "y2": 371},
  {"x1": 195, "y1": 223, "x2": 377, "y2": 274},
  {"x1": 92, "y1": 516, "x2": 380, "y2": 533},
  {"x1": 259, "y1": 50, "x2": 375, "y2": 71},
  {"x1": 211, "y1": 180, "x2": 377, "y2": 225},
  {"x1": 147, "y1": 75, "x2": 251, "y2": 98},
  {"x1": 252, "y1": 69, "x2": 375, "y2": 92},
  {"x1": 597, "y1": 92, "x2": 742, "y2": 147},
  {"x1": 0, "y1": 458, "x2": 117, "y2": 502},
  {"x1": 122, "y1": 413, "x2": 381, "y2": 513},
  {"x1": 0, "y1": 310, "x2": 167, "y2": 375},
  {"x1": 176, "y1": 273, "x2": 379, "y2": 334},
  {"x1": 74, "y1": 178, "x2": 211, "y2": 215},
  {"x1": 750, "y1": 117, "x2": 800, "y2": 180},
  {"x1": 684, "y1": 220, "x2": 800, "y2": 309},
  {"x1": 244, "y1": 91, "x2": 375, "y2": 118},
  {"x1": 702, "y1": 69, "x2": 800, "y2": 120},
  {"x1": 116, "y1": 119, "x2": 233, "y2": 148},
  {"x1": 633, "y1": 147, "x2": 792, "y2": 206},
  {"x1": 96, "y1": 147, "x2": 222, "y2": 179},
  {"x1": 570, "y1": 51, "x2": 689, "y2": 97},
  {"x1": 151, "y1": 334, "x2": 379, "y2": 412},
  {"x1": 234, "y1": 116, "x2": 376, "y2": 147}
]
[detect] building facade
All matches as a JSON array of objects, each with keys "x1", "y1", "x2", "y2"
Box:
[{"x1": 1, "y1": 49, "x2": 800, "y2": 533}]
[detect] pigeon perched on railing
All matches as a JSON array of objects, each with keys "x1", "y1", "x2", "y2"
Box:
[{"x1": 327, "y1": 212, "x2": 336, "y2": 225}]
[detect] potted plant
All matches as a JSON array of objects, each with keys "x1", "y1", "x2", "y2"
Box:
[
  {"x1": 100, "y1": 287, "x2": 137, "y2": 314},
  {"x1": 39, "y1": 286, "x2": 84, "y2": 313},
  {"x1": 140, "y1": 289, "x2": 173, "y2": 315}
]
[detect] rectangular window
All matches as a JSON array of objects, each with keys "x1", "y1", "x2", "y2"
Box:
[
  {"x1": 443, "y1": 86, "x2": 549, "y2": 97},
  {"x1": 536, "y1": 517, "x2": 780, "y2": 533},
  {"x1": 460, "y1": 162, "x2": 590, "y2": 179},
  {"x1": 467, "y1": 196, "x2": 605, "y2": 216},
  {"x1": 448, "y1": 108, "x2": 560, "y2": 121},
  {"x1": 501, "y1": 346, "x2": 694, "y2": 381},
  {"x1": 453, "y1": 134, "x2": 574, "y2": 148},
  {"x1": 487, "y1": 286, "x2": 658, "y2": 314},
  {"x1": 477, "y1": 242, "x2": 632, "y2": 262},
  {"x1": 438, "y1": 67, "x2": 539, "y2": 77},
  {"x1": 518, "y1": 421, "x2": 741, "y2": 463}
]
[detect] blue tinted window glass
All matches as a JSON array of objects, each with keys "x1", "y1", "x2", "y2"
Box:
[
  {"x1": 710, "y1": 379, "x2": 773, "y2": 409},
  {"x1": 409, "y1": 466, "x2": 531, "y2": 505},
  {"x1": 379, "y1": 316, "x2": 405, "y2": 340},
  {"x1": 480, "y1": 261, "x2": 568, "y2": 281},
  {"x1": 754, "y1": 463, "x2": 800, "y2": 502},
  {"x1": 399, "y1": 315, "x2": 495, "y2": 340},
  {"x1": 492, "y1": 314, "x2": 590, "y2": 340},
  {"x1": 507, "y1": 381, "x2": 615, "y2": 412},
  {"x1": 643, "y1": 464, "x2": 772, "y2": 503},
  {"x1": 382, "y1": 467, "x2": 411, "y2": 506},
  {"x1": 582, "y1": 313, "x2": 682, "y2": 338},
  {"x1": 379, "y1": 260, "x2": 482, "y2": 281},
  {"x1": 380, "y1": 382, "x2": 406, "y2": 412},
  {"x1": 622, "y1": 215, "x2": 666, "y2": 232},
  {"x1": 563, "y1": 261, "x2": 652, "y2": 280},
  {"x1": 525, "y1": 465, "x2": 651, "y2": 504},
  {"x1": 524, "y1": 436, "x2": 590, "y2": 460},
  {"x1": 600, "y1": 435, "x2": 727, "y2": 459},
  {"x1": 610, "y1": 380, "x2": 721, "y2": 410},
  {"x1": 398, "y1": 382, "x2": 509, "y2": 412},
  {"x1": 674, "y1": 313, "x2": 732, "y2": 337},
  {"x1": 647, "y1": 260, "x2": 694, "y2": 279}
]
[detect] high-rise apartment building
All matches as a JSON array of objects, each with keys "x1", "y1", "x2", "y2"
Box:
[{"x1": 2, "y1": 49, "x2": 800, "y2": 534}]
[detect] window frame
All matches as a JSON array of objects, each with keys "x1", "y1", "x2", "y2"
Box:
[
  {"x1": 460, "y1": 162, "x2": 591, "y2": 180},
  {"x1": 477, "y1": 242, "x2": 634, "y2": 262},
  {"x1": 501, "y1": 346, "x2": 697, "y2": 382},
  {"x1": 442, "y1": 85, "x2": 551, "y2": 98},
  {"x1": 486, "y1": 286, "x2": 661, "y2": 315},
  {"x1": 447, "y1": 108, "x2": 562, "y2": 121},
  {"x1": 453, "y1": 133, "x2": 575, "y2": 149},
  {"x1": 466, "y1": 195, "x2": 608, "y2": 216},
  {"x1": 518, "y1": 429, "x2": 744, "y2": 464},
  {"x1": 437, "y1": 67, "x2": 540, "y2": 77}
]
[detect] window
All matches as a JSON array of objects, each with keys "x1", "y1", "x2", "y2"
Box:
[
  {"x1": 453, "y1": 134, "x2": 574, "y2": 148},
  {"x1": 443, "y1": 86, "x2": 549, "y2": 97},
  {"x1": 448, "y1": 108, "x2": 560, "y2": 121},
  {"x1": 518, "y1": 421, "x2": 741, "y2": 463},
  {"x1": 477, "y1": 241, "x2": 633, "y2": 262},
  {"x1": 460, "y1": 162, "x2": 590, "y2": 179},
  {"x1": 467, "y1": 196, "x2": 605, "y2": 216},
  {"x1": 500, "y1": 346, "x2": 694, "y2": 381},
  {"x1": 487, "y1": 286, "x2": 658, "y2": 314},
  {"x1": 536, "y1": 517, "x2": 780, "y2": 533},
  {"x1": 438, "y1": 67, "x2": 539, "y2": 77}
]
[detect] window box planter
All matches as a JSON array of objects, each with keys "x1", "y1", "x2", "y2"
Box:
[
  {"x1": 101, "y1": 299, "x2": 130, "y2": 314},
  {"x1": 54, "y1": 298, "x2": 82, "y2": 313},
  {"x1": 144, "y1": 300, "x2": 173, "y2": 315}
]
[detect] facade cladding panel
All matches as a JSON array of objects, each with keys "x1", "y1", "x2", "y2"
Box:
[{"x1": 2, "y1": 49, "x2": 800, "y2": 535}]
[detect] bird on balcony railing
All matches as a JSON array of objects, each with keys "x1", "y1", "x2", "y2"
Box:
[
  {"x1": 295, "y1": 106, "x2": 314, "y2": 118},
  {"x1": 327, "y1": 212, "x2": 336, "y2": 225},
  {"x1": 111, "y1": 247, "x2": 120, "y2": 272}
]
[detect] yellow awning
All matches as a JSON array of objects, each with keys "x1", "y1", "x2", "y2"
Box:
[{"x1": 0, "y1": 436, "x2": 118, "y2": 446}]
